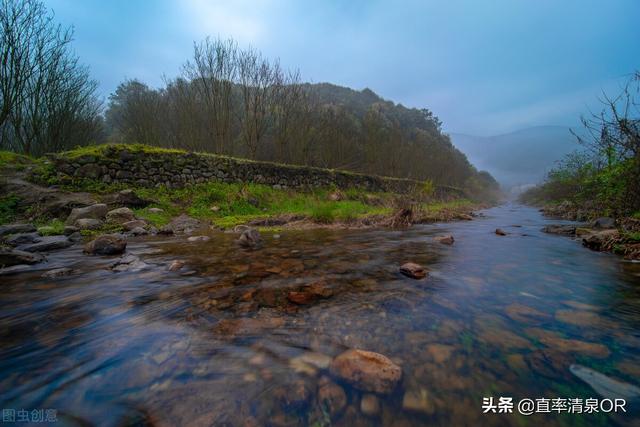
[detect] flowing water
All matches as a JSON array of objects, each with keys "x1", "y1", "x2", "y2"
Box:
[{"x1": 1, "y1": 203, "x2": 640, "y2": 426}]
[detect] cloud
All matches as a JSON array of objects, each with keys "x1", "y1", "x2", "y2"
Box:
[{"x1": 177, "y1": 0, "x2": 275, "y2": 45}]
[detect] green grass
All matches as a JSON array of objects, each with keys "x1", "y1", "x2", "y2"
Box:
[
  {"x1": 36, "y1": 219, "x2": 66, "y2": 236},
  {"x1": 0, "y1": 151, "x2": 33, "y2": 170},
  {"x1": 59, "y1": 143, "x2": 187, "y2": 159},
  {"x1": 127, "y1": 181, "x2": 395, "y2": 229}
]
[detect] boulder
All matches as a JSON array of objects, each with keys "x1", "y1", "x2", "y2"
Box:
[
  {"x1": 16, "y1": 235, "x2": 73, "y2": 252},
  {"x1": 66, "y1": 204, "x2": 108, "y2": 225},
  {"x1": 582, "y1": 229, "x2": 619, "y2": 251},
  {"x1": 0, "y1": 224, "x2": 36, "y2": 236},
  {"x1": 433, "y1": 234, "x2": 454, "y2": 245},
  {"x1": 238, "y1": 228, "x2": 261, "y2": 248},
  {"x1": 329, "y1": 349, "x2": 402, "y2": 394},
  {"x1": 0, "y1": 248, "x2": 44, "y2": 267},
  {"x1": 122, "y1": 219, "x2": 147, "y2": 231},
  {"x1": 159, "y1": 214, "x2": 202, "y2": 235},
  {"x1": 74, "y1": 218, "x2": 103, "y2": 230},
  {"x1": 5, "y1": 232, "x2": 41, "y2": 246},
  {"x1": 106, "y1": 207, "x2": 135, "y2": 224},
  {"x1": 399, "y1": 262, "x2": 428, "y2": 279},
  {"x1": 542, "y1": 224, "x2": 576, "y2": 236},
  {"x1": 84, "y1": 234, "x2": 127, "y2": 255},
  {"x1": 129, "y1": 227, "x2": 147, "y2": 236},
  {"x1": 591, "y1": 217, "x2": 616, "y2": 230}
]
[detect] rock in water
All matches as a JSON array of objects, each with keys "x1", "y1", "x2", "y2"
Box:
[
  {"x1": 570, "y1": 364, "x2": 640, "y2": 401},
  {"x1": 542, "y1": 224, "x2": 577, "y2": 236},
  {"x1": 360, "y1": 394, "x2": 381, "y2": 416},
  {"x1": 0, "y1": 248, "x2": 44, "y2": 267},
  {"x1": 42, "y1": 267, "x2": 74, "y2": 278},
  {"x1": 16, "y1": 236, "x2": 73, "y2": 252},
  {"x1": 5, "y1": 232, "x2": 41, "y2": 246},
  {"x1": 495, "y1": 228, "x2": 507, "y2": 236},
  {"x1": 434, "y1": 234, "x2": 455, "y2": 245},
  {"x1": 0, "y1": 224, "x2": 36, "y2": 236},
  {"x1": 399, "y1": 262, "x2": 428, "y2": 279},
  {"x1": 238, "y1": 228, "x2": 261, "y2": 248},
  {"x1": 329, "y1": 349, "x2": 402, "y2": 394},
  {"x1": 84, "y1": 234, "x2": 127, "y2": 255},
  {"x1": 317, "y1": 376, "x2": 347, "y2": 418},
  {"x1": 122, "y1": 220, "x2": 147, "y2": 231},
  {"x1": 66, "y1": 204, "x2": 108, "y2": 225},
  {"x1": 168, "y1": 260, "x2": 185, "y2": 271},
  {"x1": 109, "y1": 254, "x2": 148, "y2": 272}
]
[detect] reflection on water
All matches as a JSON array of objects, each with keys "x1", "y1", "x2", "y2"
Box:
[{"x1": 1, "y1": 203, "x2": 639, "y2": 426}]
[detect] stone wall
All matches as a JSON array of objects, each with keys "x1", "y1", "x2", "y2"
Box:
[{"x1": 48, "y1": 145, "x2": 464, "y2": 197}]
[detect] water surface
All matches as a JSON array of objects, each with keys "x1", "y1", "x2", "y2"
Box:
[{"x1": 1, "y1": 203, "x2": 639, "y2": 426}]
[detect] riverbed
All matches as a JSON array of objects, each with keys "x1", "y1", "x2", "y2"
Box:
[{"x1": 1, "y1": 203, "x2": 639, "y2": 426}]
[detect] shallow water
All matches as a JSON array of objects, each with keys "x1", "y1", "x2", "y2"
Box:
[{"x1": 1, "y1": 203, "x2": 640, "y2": 426}]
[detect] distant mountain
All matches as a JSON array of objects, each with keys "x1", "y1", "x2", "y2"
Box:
[{"x1": 449, "y1": 126, "x2": 578, "y2": 189}]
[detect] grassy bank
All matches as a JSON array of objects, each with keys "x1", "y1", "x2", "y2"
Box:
[{"x1": 0, "y1": 148, "x2": 482, "y2": 234}]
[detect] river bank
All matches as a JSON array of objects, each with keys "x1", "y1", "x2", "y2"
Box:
[
  {"x1": 1, "y1": 150, "x2": 487, "y2": 275},
  {"x1": 536, "y1": 201, "x2": 640, "y2": 261}
]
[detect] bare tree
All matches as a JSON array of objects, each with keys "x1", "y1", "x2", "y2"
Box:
[
  {"x1": 184, "y1": 37, "x2": 238, "y2": 154},
  {"x1": 238, "y1": 47, "x2": 276, "y2": 159},
  {"x1": 0, "y1": 0, "x2": 102, "y2": 155}
]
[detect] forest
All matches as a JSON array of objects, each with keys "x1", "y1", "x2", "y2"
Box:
[{"x1": 0, "y1": 0, "x2": 497, "y2": 195}]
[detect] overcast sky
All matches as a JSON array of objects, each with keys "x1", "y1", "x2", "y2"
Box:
[{"x1": 44, "y1": 0, "x2": 640, "y2": 136}]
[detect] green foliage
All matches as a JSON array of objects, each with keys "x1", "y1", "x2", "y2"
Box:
[
  {"x1": 0, "y1": 151, "x2": 33, "y2": 170},
  {"x1": 37, "y1": 219, "x2": 65, "y2": 236},
  {"x1": 310, "y1": 203, "x2": 335, "y2": 223},
  {"x1": 0, "y1": 195, "x2": 20, "y2": 224}
]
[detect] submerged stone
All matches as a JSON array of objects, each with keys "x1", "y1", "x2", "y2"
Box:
[
  {"x1": 433, "y1": 234, "x2": 455, "y2": 245},
  {"x1": 329, "y1": 349, "x2": 402, "y2": 394},
  {"x1": 399, "y1": 262, "x2": 428, "y2": 279}
]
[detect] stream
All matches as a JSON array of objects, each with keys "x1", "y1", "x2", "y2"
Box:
[{"x1": 1, "y1": 203, "x2": 639, "y2": 426}]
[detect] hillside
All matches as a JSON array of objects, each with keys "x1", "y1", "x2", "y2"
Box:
[
  {"x1": 106, "y1": 80, "x2": 500, "y2": 198},
  {"x1": 449, "y1": 126, "x2": 577, "y2": 189}
]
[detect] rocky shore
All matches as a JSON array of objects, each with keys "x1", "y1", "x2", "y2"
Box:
[{"x1": 540, "y1": 202, "x2": 640, "y2": 261}]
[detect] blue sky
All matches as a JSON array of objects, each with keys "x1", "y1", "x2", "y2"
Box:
[{"x1": 45, "y1": 0, "x2": 640, "y2": 135}]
